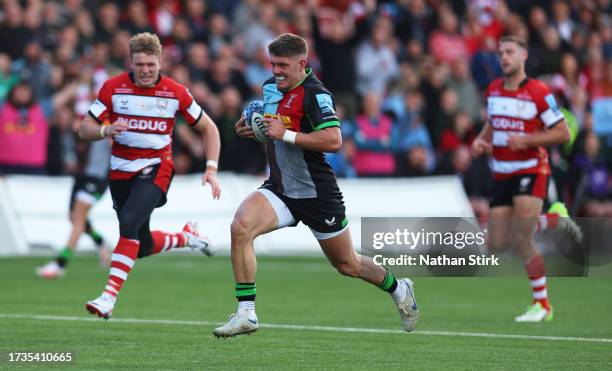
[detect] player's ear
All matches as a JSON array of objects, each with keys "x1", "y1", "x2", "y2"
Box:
[{"x1": 298, "y1": 56, "x2": 308, "y2": 69}]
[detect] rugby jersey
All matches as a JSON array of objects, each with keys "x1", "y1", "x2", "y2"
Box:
[
  {"x1": 485, "y1": 77, "x2": 564, "y2": 180},
  {"x1": 88, "y1": 72, "x2": 203, "y2": 191}
]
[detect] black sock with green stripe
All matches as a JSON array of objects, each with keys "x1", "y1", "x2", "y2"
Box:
[
  {"x1": 378, "y1": 269, "x2": 398, "y2": 293},
  {"x1": 85, "y1": 221, "x2": 104, "y2": 246},
  {"x1": 55, "y1": 247, "x2": 73, "y2": 268},
  {"x1": 235, "y1": 282, "x2": 256, "y2": 302}
]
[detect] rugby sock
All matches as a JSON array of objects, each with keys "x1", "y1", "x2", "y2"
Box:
[
  {"x1": 85, "y1": 221, "x2": 105, "y2": 246},
  {"x1": 103, "y1": 237, "x2": 139, "y2": 298},
  {"x1": 379, "y1": 270, "x2": 405, "y2": 302},
  {"x1": 150, "y1": 231, "x2": 187, "y2": 254},
  {"x1": 55, "y1": 247, "x2": 73, "y2": 268},
  {"x1": 235, "y1": 282, "x2": 256, "y2": 315},
  {"x1": 535, "y1": 213, "x2": 559, "y2": 232},
  {"x1": 525, "y1": 254, "x2": 550, "y2": 311}
]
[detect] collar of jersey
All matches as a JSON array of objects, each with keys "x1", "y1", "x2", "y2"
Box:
[{"x1": 286, "y1": 68, "x2": 312, "y2": 92}]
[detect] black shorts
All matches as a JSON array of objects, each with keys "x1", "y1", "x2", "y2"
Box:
[
  {"x1": 490, "y1": 173, "x2": 549, "y2": 208},
  {"x1": 69, "y1": 175, "x2": 109, "y2": 209},
  {"x1": 259, "y1": 181, "x2": 347, "y2": 239},
  {"x1": 109, "y1": 164, "x2": 170, "y2": 212}
]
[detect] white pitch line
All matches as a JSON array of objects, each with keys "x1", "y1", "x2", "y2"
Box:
[{"x1": 1, "y1": 313, "x2": 611, "y2": 344}]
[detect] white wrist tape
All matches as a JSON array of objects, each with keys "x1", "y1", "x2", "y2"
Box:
[
  {"x1": 282, "y1": 130, "x2": 297, "y2": 144},
  {"x1": 206, "y1": 160, "x2": 218, "y2": 169},
  {"x1": 100, "y1": 125, "x2": 107, "y2": 138}
]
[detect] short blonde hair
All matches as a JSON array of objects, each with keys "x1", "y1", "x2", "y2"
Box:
[{"x1": 129, "y1": 32, "x2": 162, "y2": 57}]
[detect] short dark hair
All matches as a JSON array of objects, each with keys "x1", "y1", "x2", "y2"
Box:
[
  {"x1": 499, "y1": 35, "x2": 527, "y2": 49},
  {"x1": 268, "y1": 33, "x2": 308, "y2": 57}
]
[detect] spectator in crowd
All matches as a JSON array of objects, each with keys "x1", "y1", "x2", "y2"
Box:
[
  {"x1": 214, "y1": 86, "x2": 265, "y2": 174},
  {"x1": 439, "y1": 111, "x2": 476, "y2": 154},
  {"x1": 310, "y1": 4, "x2": 369, "y2": 117},
  {"x1": 353, "y1": 92, "x2": 395, "y2": 177},
  {"x1": 391, "y1": 89, "x2": 435, "y2": 176},
  {"x1": 447, "y1": 58, "x2": 481, "y2": 122},
  {"x1": 0, "y1": 1, "x2": 32, "y2": 60},
  {"x1": 0, "y1": 82, "x2": 49, "y2": 174},
  {"x1": 0, "y1": 53, "x2": 19, "y2": 104},
  {"x1": 356, "y1": 15, "x2": 399, "y2": 97},
  {"x1": 470, "y1": 35, "x2": 502, "y2": 90},
  {"x1": 428, "y1": 6, "x2": 469, "y2": 64}
]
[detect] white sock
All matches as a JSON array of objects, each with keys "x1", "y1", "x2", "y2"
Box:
[
  {"x1": 238, "y1": 301, "x2": 255, "y2": 314},
  {"x1": 390, "y1": 281, "x2": 407, "y2": 303}
]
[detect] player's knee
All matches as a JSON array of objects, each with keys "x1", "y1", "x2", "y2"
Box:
[
  {"x1": 333, "y1": 261, "x2": 360, "y2": 278},
  {"x1": 231, "y1": 216, "x2": 254, "y2": 242},
  {"x1": 488, "y1": 236, "x2": 509, "y2": 252},
  {"x1": 118, "y1": 211, "x2": 140, "y2": 238}
]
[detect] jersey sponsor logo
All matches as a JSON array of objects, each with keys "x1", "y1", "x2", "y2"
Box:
[
  {"x1": 117, "y1": 117, "x2": 168, "y2": 132},
  {"x1": 316, "y1": 93, "x2": 335, "y2": 115},
  {"x1": 487, "y1": 96, "x2": 537, "y2": 120},
  {"x1": 264, "y1": 113, "x2": 293, "y2": 129},
  {"x1": 491, "y1": 117, "x2": 525, "y2": 131},
  {"x1": 544, "y1": 94, "x2": 561, "y2": 114},
  {"x1": 155, "y1": 90, "x2": 175, "y2": 97}
]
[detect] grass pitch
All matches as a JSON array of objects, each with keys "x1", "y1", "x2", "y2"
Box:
[{"x1": 1, "y1": 255, "x2": 611, "y2": 370}]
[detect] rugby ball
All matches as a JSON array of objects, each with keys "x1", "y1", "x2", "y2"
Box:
[{"x1": 243, "y1": 100, "x2": 267, "y2": 143}]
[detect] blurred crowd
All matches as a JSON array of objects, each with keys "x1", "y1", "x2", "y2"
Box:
[{"x1": 0, "y1": 0, "x2": 610, "y2": 216}]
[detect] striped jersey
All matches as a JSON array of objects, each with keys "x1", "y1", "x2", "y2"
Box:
[
  {"x1": 88, "y1": 72, "x2": 203, "y2": 191},
  {"x1": 485, "y1": 77, "x2": 564, "y2": 180}
]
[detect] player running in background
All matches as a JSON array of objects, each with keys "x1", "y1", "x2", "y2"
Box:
[
  {"x1": 472, "y1": 36, "x2": 582, "y2": 323},
  {"x1": 36, "y1": 138, "x2": 112, "y2": 279},
  {"x1": 212, "y1": 33, "x2": 418, "y2": 338},
  {"x1": 78, "y1": 32, "x2": 221, "y2": 319}
]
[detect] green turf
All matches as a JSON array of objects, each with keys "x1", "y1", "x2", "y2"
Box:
[{"x1": 1, "y1": 255, "x2": 611, "y2": 370}]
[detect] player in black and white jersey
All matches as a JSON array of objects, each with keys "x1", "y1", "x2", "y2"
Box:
[
  {"x1": 36, "y1": 137, "x2": 112, "y2": 279},
  {"x1": 212, "y1": 33, "x2": 419, "y2": 338}
]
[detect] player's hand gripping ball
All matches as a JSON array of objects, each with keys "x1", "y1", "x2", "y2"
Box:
[{"x1": 243, "y1": 100, "x2": 267, "y2": 143}]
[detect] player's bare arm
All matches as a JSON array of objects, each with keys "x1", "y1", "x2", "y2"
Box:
[
  {"x1": 472, "y1": 121, "x2": 493, "y2": 156},
  {"x1": 193, "y1": 111, "x2": 222, "y2": 200},
  {"x1": 264, "y1": 116, "x2": 342, "y2": 153},
  {"x1": 78, "y1": 115, "x2": 128, "y2": 141},
  {"x1": 507, "y1": 120, "x2": 571, "y2": 151}
]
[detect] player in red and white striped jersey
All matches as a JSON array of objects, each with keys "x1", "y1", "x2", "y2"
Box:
[
  {"x1": 473, "y1": 36, "x2": 574, "y2": 322},
  {"x1": 77, "y1": 33, "x2": 222, "y2": 319}
]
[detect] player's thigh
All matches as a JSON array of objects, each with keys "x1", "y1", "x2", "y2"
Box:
[
  {"x1": 318, "y1": 228, "x2": 357, "y2": 266},
  {"x1": 232, "y1": 191, "x2": 283, "y2": 238},
  {"x1": 488, "y1": 205, "x2": 513, "y2": 251}
]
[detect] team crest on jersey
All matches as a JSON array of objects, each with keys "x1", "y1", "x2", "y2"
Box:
[
  {"x1": 156, "y1": 99, "x2": 169, "y2": 113},
  {"x1": 284, "y1": 93, "x2": 298, "y2": 108}
]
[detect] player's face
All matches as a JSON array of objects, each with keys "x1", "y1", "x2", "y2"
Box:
[
  {"x1": 499, "y1": 41, "x2": 527, "y2": 77},
  {"x1": 270, "y1": 54, "x2": 307, "y2": 91},
  {"x1": 130, "y1": 52, "x2": 162, "y2": 87}
]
